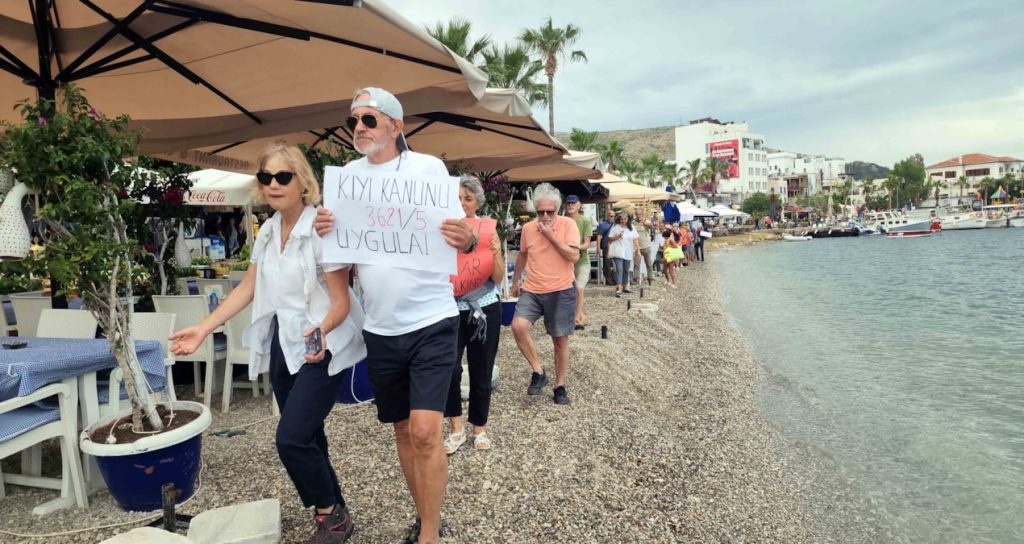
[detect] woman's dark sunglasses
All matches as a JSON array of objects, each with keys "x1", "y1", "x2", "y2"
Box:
[
  {"x1": 346, "y1": 114, "x2": 381, "y2": 131},
  {"x1": 256, "y1": 171, "x2": 295, "y2": 186}
]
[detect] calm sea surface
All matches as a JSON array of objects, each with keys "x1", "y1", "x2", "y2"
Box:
[{"x1": 716, "y1": 228, "x2": 1024, "y2": 544}]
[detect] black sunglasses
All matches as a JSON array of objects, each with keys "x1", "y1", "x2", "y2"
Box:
[
  {"x1": 536, "y1": 210, "x2": 557, "y2": 216},
  {"x1": 346, "y1": 114, "x2": 383, "y2": 131},
  {"x1": 256, "y1": 171, "x2": 295, "y2": 186}
]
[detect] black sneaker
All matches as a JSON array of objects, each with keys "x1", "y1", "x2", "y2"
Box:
[
  {"x1": 527, "y1": 371, "x2": 548, "y2": 395},
  {"x1": 310, "y1": 505, "x2": 354, "y2": 543},
  {"x1": 553, "y1": 386, "x2": 571, "y2": 405},
  {"x1": 623, "y1": 289, "x2": 634, "y2": 294},
  {"x1": 400, "y1": 518, "x2": 420, "y2": 544},
  {"x1": 401, "y1": 517, "x2": 445, "y2": 544}
]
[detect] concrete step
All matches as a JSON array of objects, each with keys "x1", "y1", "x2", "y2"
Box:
[
  {"x1": 186, "y1": 499, "x2": 280, "y2": 544},
  {"x1": 101, "y1": 527, "x2": 195, "y2": 544}
]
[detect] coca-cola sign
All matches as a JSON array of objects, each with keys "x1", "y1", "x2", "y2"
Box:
[{"x1": 188, "y1": 189, "x2": 227, "y2": 203}]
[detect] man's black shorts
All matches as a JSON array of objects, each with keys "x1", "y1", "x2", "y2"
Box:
[{"x1": 363, "y1": 316, "x2": 459, "y2": 423}]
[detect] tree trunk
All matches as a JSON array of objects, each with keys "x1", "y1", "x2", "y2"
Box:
[
  {"x1": 547, "y1": 73, "x2": 555, "y2": 134},
  {"x1": 158, "y1": 224, "x2": 170, "y2": 295}
]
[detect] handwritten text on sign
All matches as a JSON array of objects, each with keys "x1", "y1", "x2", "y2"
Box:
[{"x1": 322, "y1": 167, "x2": 462, "y2": 274}]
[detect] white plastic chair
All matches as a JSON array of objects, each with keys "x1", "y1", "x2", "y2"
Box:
[
  {"x1": 0, "y1": 378, "x2": 89, "y2": 514},
  {"x1": 152, "y1": 295, "x2": 226, "y2": 408},
  {"x1": 178, "y1": 278, "x2": 232, "y2": 299},
  {"x1": 36, "y1": 309, "x2": 97, "y2": 339},
  {"x1": 129, "y1": 312, "x2": 178, "y2": 403},
  {"x1": 9, "y1": 292, "x2": 51, "y2": 337},
  {"x1": 221, "y1": 305, "x2": 268, "y2": 413}
]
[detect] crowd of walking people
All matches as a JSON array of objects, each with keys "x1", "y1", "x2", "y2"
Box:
[{"x1": 169, "y1": 85, "x2": 708, "y2": 543}]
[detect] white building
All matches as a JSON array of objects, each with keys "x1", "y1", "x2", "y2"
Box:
[
  {"x1": 674, "y1": 118, "x2": 769, "y2": 203},
  {"x1": 768, "y1": 151, "x2": 846, "y2": 196},
  {"x1": 924, "y1": 153, "x2": 1023, "y2": 199}
]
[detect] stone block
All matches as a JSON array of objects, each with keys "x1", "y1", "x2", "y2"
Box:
[
  {"x1": 101, "y1": 527, "x2": 195, "y2": 544},
  {"x1": 186, "y1": 499, "x2": 280, "y2": 544}
]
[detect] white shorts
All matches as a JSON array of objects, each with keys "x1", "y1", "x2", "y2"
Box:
[{"x1": 574, "y1": 260, "x2": 590, "y2": 287}]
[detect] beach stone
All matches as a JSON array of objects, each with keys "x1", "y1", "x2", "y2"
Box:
[
  {"x1": 101, "y1": 527, "x2": 195, "y2": 543},
  {"x1": 186, "y1": 499, "x2": 280, "y2": 544}
]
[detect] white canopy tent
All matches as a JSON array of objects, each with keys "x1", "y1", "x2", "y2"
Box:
[
  {"x1": 678, "y1": 202, "x2": 718, "y2": 218},
  {"x1": 710, "y1": 204, "x2": 747, "y2": 218},
  {"x1": 185, "y1": 170, "x2": 256, "y2": 207},
  {"x1": 185, "y1": 169, "x2": 258, "y2": 250}
]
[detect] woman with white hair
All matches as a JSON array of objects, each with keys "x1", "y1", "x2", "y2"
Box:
[{"x1": 444, "y1": 176, "x2": 505, "y2": 453}]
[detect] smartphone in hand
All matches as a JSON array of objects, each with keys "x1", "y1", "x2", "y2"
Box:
[{"x1": 305, "y1": 327, "x2": 323, "y2": 355}]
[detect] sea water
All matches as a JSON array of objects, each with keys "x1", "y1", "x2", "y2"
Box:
[{"x1": 716, "y1": 228, "x2": 1024, "y2": 544}]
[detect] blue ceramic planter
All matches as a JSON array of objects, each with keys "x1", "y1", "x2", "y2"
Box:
[{"x1": 80, "y1": 401, "x2": 211, "y2": 512}]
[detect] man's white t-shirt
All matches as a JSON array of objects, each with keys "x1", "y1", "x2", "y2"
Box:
[{"x1": 337, "y1": 151, "x2": 459, "y2": 336}]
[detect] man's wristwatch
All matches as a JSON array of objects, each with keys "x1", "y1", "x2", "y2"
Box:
[{"x1": 462, "y1": 234, "x2": 478, "y2": 254}]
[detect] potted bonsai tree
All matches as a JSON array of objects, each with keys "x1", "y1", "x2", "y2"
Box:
[{"x1": 1, "y1": 85, "x2": 210, "y2": 511}]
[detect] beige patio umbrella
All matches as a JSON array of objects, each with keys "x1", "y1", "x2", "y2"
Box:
[
  {"x1": 594, "y1": 180, "x2": 674, "y2": 203},
  {"x1": 502, "y1": 150, "x2": 602, "y2": 182},
  {"x1": 157, "y1": 88, "x2": 566, "y2": 173},
  {"x1": 0, "y1": 0, "x2": 488, "y2": 153}
]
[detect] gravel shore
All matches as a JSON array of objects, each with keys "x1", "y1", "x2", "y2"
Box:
[{"x1": 2, "y1": 255, "x2": 892, "y2": 543}]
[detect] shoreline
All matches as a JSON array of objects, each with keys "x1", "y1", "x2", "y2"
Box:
[{"x1": 4, "y1": 256, "x2": 885, "y2": 542}]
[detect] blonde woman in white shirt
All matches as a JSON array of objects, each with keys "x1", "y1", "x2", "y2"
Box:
[{"x1": 170, "y1": 142, "x2": 365, "y2": 543}]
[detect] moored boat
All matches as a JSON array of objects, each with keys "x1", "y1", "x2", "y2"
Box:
[
  {"x1": 782, "y1": 234, "x2": 812, "y2": 242},
  {"x1": 884, "y1": 219, "x2": 942, "y2": 238}
]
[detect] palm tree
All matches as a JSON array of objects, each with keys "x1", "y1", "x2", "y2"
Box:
[
  {"x1": 617, "y1": 158, "x2": 640, "y2": 183},
  {"x1": 955, "y1": 175, "x2": 970, "y2": 199},
  {"x1": 480, "y1": 43, "x2": 547, "y2": 106},
  {"x1": 594, "y1": 139, "x2": 624, "y2": 172},
  {"x1": 567, "y1": 128, "x2": 598, "y2": 152},
  {"x1": 861, "y1": 178, "x2": 876, "y2": 206},
  {"x1": 639, "y1": 154, "x2": 666, "y2": 187},
  {"x1": 519, "y1": 17, "x2": 587, "y2": 134},
  {"x1": 929, "y1": 178, "x2": 946, "y2": 207},
  {"x1": 676, "y1": 158, "x2": 703, "y2": 203},
  {"x1": 426, "y1": 17, "x2": 491, "y2": 63},
  {"x1": 882, "y1": 174, "x2": 899, "y2": 209},
  {"x1": 702, "y1": 157, "x2": 729, "y2": 203}
]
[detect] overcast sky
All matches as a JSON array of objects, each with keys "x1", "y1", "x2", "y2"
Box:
[{"x1": 386, "y1": 0, "x2": 1024, "y2": 167}]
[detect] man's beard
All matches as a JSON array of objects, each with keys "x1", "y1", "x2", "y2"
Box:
[{"x1": 354, "y1": 138, "x2": 386, "y2": 156}]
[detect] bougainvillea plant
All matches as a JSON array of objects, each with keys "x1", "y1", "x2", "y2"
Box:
[{"x1": 1, "y1": 85, "x2": 163, "y2": 431}]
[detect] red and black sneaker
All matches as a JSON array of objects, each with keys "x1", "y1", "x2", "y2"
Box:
[{"x1": 309, "y1": 505, "x2": 354, "y2": 543}]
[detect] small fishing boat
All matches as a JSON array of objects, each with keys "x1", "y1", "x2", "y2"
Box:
[
  {"x1": 783, "y1": 234, "x2": 812, "y2": 242},
  {"x1": 885, "y1": 219, "x2": 942, "y2": 238}
]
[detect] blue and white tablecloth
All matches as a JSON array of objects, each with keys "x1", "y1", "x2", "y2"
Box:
[{"x1": 0, "y1": 336, "x2": 166, "y2": 403}]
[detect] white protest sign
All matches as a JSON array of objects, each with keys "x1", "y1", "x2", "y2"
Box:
[{"x1": 322, "y1": 166, "x2": 462, "y2": 274}]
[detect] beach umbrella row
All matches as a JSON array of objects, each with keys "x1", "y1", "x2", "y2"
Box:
[{"x1": 0, "y1": 0, "x2": 488, "y2": 153}]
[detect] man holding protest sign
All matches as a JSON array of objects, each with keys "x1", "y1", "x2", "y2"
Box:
[
  {"x1": 511, "y1": 184, "x2": 581, "y2": 405},
  {"x1": 316, "y1": 87, "x2": 474, "y2": 544}
]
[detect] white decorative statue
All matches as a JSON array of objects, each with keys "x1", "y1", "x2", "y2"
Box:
[{"x1": 0, "y1": 182, "x2": 33, "y2": 260}]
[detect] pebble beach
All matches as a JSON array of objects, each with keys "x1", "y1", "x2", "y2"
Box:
[{"x1": 1, "y1": 254, "x2": 894, "y2": 543}]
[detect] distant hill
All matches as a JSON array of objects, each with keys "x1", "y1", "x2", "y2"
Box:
[
  {"x1": 556, "y1": 126, "x2": 675, "y2": 161},
  {"x1": 846, "y1": 161, "x2": 890, "y2": 180}
]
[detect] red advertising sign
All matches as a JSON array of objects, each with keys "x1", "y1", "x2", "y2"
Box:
[{"x1": 709, "y1": 139, "x2": 740, "y2": 179}]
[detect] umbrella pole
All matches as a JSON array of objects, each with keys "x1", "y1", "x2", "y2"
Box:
[{"x1": 33, "y1": 0, "x2": 66, "y2": 309}]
